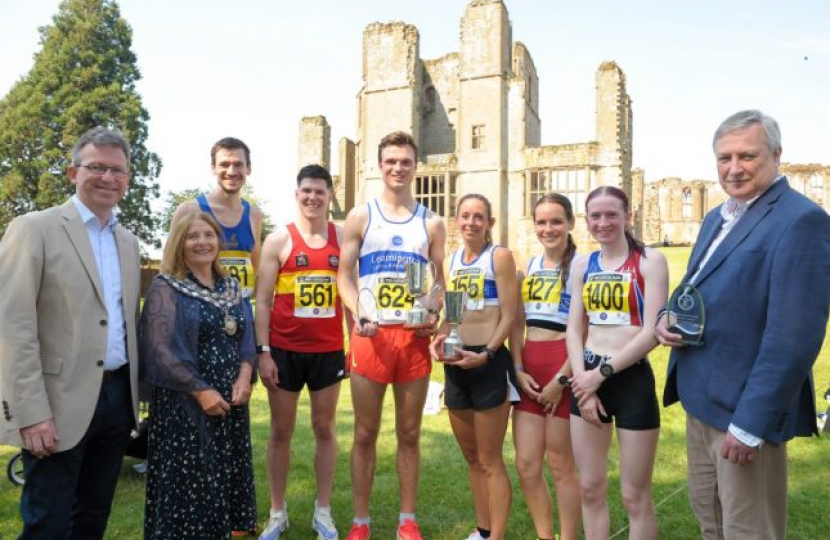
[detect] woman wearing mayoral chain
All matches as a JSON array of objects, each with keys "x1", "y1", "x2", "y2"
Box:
[{"x1": 140, "y1": 211, "x2": 257, "y2": 540}]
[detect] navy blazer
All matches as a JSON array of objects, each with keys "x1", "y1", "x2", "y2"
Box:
[{"x1": 664, "y1": 178, "x2": 830, "y2": 444}]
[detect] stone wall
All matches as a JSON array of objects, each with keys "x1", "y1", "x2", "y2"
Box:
[
  {"x1": 421, "y1": 54, "x2": 459, "y2": 156},
  {"x1": 359, "y1": 21, "x2": 421, "y2": 195},
  {"x1": 297, "y1": 116, "x2": 331, "y2": 169},
  {"x1": 642, "y1": 178, "x2": 717, "y2": 245},
  {"x1": 781, "y1": 163, "x2": 829, "y2": 211},
  {"x1": 594, "y1": 61, "x2": 632, "y2": 190}
]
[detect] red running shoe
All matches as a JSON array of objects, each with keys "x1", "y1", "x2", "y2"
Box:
[
  {"x1": 396, "y1": 520, "x2": 424, "y2": 540},
  {"x1": 345, "y1": 522, "x2": 371, "y2": 540}
]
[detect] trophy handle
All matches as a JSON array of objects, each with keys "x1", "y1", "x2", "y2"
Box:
[
  {"x1": 426, "y1": 283, "x2": 443, "y2": 314},
  {"x1": 356, "y1": 287, "x2": 378, "y2": 325}
]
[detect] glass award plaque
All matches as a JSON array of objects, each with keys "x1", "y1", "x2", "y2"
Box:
[{"x1": 667, "y1": 283, "x2": 705, "y2": 346}]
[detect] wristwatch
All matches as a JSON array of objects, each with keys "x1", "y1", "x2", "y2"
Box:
[
  {"x1": 557, "y1": 374, "x2": 570, "y2": 387},
  {"x1": 599, "y1": 361, "x2": 615, "y2": 379},
  {"x1": 256, "y1": 345, "x2": 271, "y2": 354},
  {"x1": 482, "y1": 347, "x2": 497, "y2": 362}
]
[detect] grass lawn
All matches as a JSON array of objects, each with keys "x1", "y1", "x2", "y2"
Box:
[{"x1": 1, "y1": 247, "x2": 828, "y2": 539}]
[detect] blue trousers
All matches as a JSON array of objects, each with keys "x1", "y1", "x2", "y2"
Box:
[{"x1": 18, "y1": 369, "x2": 133, "y2": 540}]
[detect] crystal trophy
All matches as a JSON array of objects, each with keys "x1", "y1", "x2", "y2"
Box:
[{"x1": 667, "y1": 283, "x2": 705, "y2": 346}]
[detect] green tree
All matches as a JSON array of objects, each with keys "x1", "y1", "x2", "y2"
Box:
[{"x1": 0, "y1": 0, "x2": 161, "y2": 246}]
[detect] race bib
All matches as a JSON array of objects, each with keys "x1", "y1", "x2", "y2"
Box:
[
  {"x1": 583, "y1": 271, "x2": 631, "y2": 325},
  {"x1": 522, "y1": 269, "x2": 563, "y2": 316},
  {"x1": 375, "y1": 276, "x2": 414, "y2": 322},
  {"x1": 220, "y1": 250, "x2": 255, "y2": 297},
  {"x1": 294, "y1": 275, "x2": 337, "y2": 318},
  {"x1": 450, "y1": 268, "x2": 485, "y2": 311}
]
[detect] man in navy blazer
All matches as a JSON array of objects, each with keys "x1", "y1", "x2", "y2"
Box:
[{"x1": 656, "y1": 110, "x2": 830, "y2": 540}]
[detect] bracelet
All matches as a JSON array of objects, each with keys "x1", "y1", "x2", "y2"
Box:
[
  {"x1": 255, "y1": 345, "x2": 271, "y2": 354},
  {"x1": 427, "y1": 309, "x2": 439, "y2": 316},
  {"x1": 515, "y1": 365, "x2": 525, "y2": 373}
]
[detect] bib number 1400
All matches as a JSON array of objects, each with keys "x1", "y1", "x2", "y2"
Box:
[{"x1": 586, "y1": 281, "x2": 624, "y2": 311}]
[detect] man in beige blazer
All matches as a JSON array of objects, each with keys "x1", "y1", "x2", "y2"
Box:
[{"x1": 0, "y1": 127, "x2": 141, "y2": 539}]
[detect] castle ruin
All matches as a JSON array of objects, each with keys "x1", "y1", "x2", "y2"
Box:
[{"x1": 297, "y1": 0, "x2": 829, "y2": 260}]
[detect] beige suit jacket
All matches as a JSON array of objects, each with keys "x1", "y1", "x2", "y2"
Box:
[{"x1": 0, "y1": 200, "x2": 140, "y2": 452}]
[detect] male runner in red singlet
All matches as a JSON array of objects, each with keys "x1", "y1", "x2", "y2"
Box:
[{"x1": 255, "y1": 165, "x2": 345, "y2": 540}]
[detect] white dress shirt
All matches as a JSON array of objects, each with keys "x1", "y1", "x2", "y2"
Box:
[{"x1": 71, "y1": 196, "x2": 128, "y2": 371}]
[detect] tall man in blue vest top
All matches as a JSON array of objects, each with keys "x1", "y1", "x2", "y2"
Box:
[
  {"x1": 173, "y1": 137, "x2": 263, "y2": 299},
  {"x1": 656, "y1": 110, "x2": 830, "y2": 540}
]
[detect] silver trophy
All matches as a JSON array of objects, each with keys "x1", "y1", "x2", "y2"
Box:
[
  {"x1": 442, "y1": 290, "x2": 467, "y2": 358},
  {"x1": 403, "y1": 261, "x2": 439, "y2": 327},
  {"x1": 356, "y1": 287, "x2": 377, "y2": 330}
]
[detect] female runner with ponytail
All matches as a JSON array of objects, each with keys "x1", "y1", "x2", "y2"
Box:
[
  {"x1": 510, "y1": 194, "x2": 582, "y2": 540},
  {"x1": 566, "y1": 186, "x2": 668, "y2": 540}
]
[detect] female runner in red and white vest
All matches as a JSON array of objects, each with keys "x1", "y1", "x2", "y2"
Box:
[{"x1": 566, "y1": 186, "x2": 669, "y2": 540}]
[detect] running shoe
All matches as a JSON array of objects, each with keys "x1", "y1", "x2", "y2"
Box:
[
  {"x1": 312, "y1": 507, "x2": 339, "y2": 540},
  {"x1": 345, "y1": 522, "x2": 371, "y2": 540},
  {"x1": 463, "y1": 531, "x2": 483, "y2": 540},
  {"x1": 259, "y1": 509, "x2": 289, "y2": 540},
  {"x1": 396, "y1": 519, "x2": 424, "y2": 540}
]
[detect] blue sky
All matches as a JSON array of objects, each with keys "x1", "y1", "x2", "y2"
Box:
[{"x1": 2, "y1": 0, "x2": 829, "y2": 230}]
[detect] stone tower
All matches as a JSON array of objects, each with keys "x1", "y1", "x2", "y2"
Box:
[
  {"x1": 595, "y1": 61, "x2": 633, "y2": 191},
  {"x1": 357, "y1": 22, "x2": 421, "y2": 201},
  {"x1": 456, "y1": 0, "x2": 513, "y2": 242},
  {"x1": 309, "y1": 0, "x2": 650, "y2": 259},
  {"x1": 297, "y1": 116, "x2": 331, "y2": 169}
]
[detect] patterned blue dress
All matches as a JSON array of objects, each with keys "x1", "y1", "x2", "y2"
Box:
[{"x1": 142, "y1": 275, "x2": 257, "y2": 540}]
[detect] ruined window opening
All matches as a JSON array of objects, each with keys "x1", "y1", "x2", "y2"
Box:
[
  {"x1": 811, "y1": 175, "x2": 823, "y2": 201},
  {"x1": 681, "y1": 188, "x2": 692, "y2": 219},
  {"x1": 524, "y1": 168, "x2": 587, "y2": 216},
  {"x1": 527, "y1": 76, "x2": 533, "y2": 106},
  {"x1": 471, "y1": 125, "x2": 485, "y2": 150},
  {"x1": 416, "y1": 172, "x2": 458, "y2": 217},
  {"x1": 424, "y1": 86, "x2": 436, "y2": 114}
]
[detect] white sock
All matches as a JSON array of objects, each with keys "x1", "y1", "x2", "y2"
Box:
[{"x1": 270, "y1": 503, "x2": 287, "y2": 519}]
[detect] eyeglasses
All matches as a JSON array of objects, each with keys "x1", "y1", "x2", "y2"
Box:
[{"x1": 77, "y1": 163, "x2": 129, "y2": 179}]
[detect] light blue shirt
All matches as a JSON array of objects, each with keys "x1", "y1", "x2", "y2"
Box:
[{"x1": 71, "y1": 196, "x2": 128, "y2": 371}]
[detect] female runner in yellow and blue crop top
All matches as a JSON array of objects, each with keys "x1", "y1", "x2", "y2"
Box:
[{"x1": 509, "y1": 193, "x2": 582, "y2": 540}]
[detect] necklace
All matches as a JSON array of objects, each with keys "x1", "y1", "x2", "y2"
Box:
[{"x1": 160, "y1": 274, "x2": 241, "y2": 336}]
